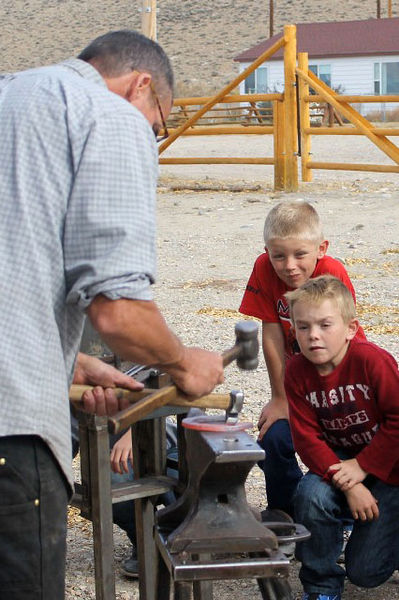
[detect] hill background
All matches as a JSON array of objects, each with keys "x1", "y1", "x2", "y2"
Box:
[{"x1": 1, "y1": 1, "x2": 397, "y2": 95}]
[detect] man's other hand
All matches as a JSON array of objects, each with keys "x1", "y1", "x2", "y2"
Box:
[{"x1": 74, "y1": 353, "x2": 143, "y2": 415}]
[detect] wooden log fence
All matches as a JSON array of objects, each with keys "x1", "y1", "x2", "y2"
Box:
[
  {"x1": 158, "y1": 26, "x2": 399, "y2": 191},
  {"x1": 296, "y1": 51, "x2": 399, "y2": 177}
]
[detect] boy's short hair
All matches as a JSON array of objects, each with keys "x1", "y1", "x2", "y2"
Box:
[
  {"x1": 285, "y1": 275, "x2": 356, "y2": 324},
  {"x1": 263, "y1": 201, "x2": 324, "y2": 246}
]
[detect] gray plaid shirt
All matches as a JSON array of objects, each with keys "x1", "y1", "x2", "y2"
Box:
[{"x1": 0, "y1": 59, "x2": 158, "y2": 488}]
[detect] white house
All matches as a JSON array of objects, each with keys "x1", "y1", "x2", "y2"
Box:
[{"x1": 234, "y1": 18, "x2": 399, "y2": 117}]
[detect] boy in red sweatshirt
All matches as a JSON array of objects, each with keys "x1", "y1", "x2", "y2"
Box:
[
  {"x1": 285, "y1": 275, "x2": 399, "y2": 600},
  {"x1": 239, "y1": 201, "x2": 365, "y2": 521}
]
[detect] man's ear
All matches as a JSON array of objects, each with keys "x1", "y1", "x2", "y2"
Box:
[
  {"x1": 347, "y1": 319, "x2": 359, "y2": 341},
  {"x1": 125, "y1": 71, "x2": 152, "y2": 102},
  {"x1": 317, "y1": 240, "x2": 329, "y2": 259}
]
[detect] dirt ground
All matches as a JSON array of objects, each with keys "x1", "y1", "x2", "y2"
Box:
[{"x1": 66, "y1": 134, "x2": 399, "y2": 600}]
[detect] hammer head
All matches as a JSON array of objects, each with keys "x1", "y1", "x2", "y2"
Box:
[{"x1": 235, "y1": 321, "x2": 259, "y2": 370}]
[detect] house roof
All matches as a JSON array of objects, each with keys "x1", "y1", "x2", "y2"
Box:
[{"x1": 234, "y1": 17, "x2": 399, "y2": 62}]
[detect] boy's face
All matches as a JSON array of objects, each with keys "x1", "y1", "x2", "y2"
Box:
[
  {"x1": 292, "y1": 299, "x2": 358, "y2": 375},
  {"x1": 267, "y1": 238, "x2": 328, "y2": 289}
]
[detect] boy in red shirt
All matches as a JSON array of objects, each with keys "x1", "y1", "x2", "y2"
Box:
[
  {"x1": 239, "y1": 201, "x2": 365, "y2": 520},
  {"x1": 285, "y1": 275, "x2": 399, "y2": 600}
]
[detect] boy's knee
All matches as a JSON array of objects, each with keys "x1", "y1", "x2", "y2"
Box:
[
  {"x1": 295, "y1": 474, "x2": 334, "y2": 519},
  {"x1": 260, "y1": 419, "x2": 291, "y2": 453},
  {"x1": 346, "y1": 562, "x2": 392, "y2": 589},
  {"x1": 346, "y1": 543, "x2": 395, "y2": 589}
]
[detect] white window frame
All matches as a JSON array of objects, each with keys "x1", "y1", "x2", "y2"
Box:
[
  {"x1": 309, "y1": 63, "x2": 332, "y2": 87},
  {"x1": 374, "y1": 61, "x2": 399, "y2": 94},
  {"x1": 244, "y1": 65, "x2": 268, "y2": 94}
]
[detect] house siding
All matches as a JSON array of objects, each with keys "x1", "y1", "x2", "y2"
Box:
[{"x1": 239, "y1": 54, "x2": 399, "y2": 116}]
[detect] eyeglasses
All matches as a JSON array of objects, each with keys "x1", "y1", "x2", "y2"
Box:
[{"x1": 150, "y1": 82, "x2": 169, "y2": 143}]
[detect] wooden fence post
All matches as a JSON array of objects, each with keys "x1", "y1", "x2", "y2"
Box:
[
  {"x1": 283, "y1": 24, "x2": 298, "y2": 191},
  {"x1": 273, "y1": 100, "x2": 286, "y2": 190},
  {"x1": 298, "y1": 52, "x2": 312, "y2": 182},
  {"x1": 141, "y1": 0, "x2": 157, "y2": 40}
]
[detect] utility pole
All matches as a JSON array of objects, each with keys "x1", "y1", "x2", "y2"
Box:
[
  {"x1": 377, "y1": 0, "x2": 381, "y2": 17},
  {"x1": 141, "y1": 0, "x2": 157, "y2": 40},
  {"x1": 269, "y1": 0, "x2": 274, "y2": 37},
  {"x1": 388, "y1": 0, "x2": 392, "y2": 17}
]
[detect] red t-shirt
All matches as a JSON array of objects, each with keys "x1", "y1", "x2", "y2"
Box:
[
  {"x1": 285, "y1": 339, "x2": 399, "y2": 485},
  {"x1": 239, "y1": 253, "x2": 365, "y2": 355}
]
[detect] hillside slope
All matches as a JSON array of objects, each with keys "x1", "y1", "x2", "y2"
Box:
[{"x1": 0, "y1": 1, "x2": 396, "y2": 94}]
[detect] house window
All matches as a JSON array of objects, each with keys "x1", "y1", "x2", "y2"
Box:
[
  {"x1": 374, "y1": 62, "x2": 399, "y2": 94},
  {"x1": 309, "y1": 64, "x2": 331, "y2": 87},
  {"x1": 244, "y1": 66, "x2": 268, "y2": 93}
]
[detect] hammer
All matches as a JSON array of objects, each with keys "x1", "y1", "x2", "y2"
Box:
[{"x1": 71, "y1": 321, "x2": 259, "y2": 433}]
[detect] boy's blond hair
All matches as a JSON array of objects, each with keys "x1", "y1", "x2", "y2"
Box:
[
  {"x1": 285, "y1": 275, "x2": 356, "y2": 324},
  {"x1": 263, "y1": 201, "x2": 324, "y2": 246}
]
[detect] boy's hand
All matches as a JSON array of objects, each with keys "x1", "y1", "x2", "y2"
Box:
[
  {"x1": 257, "y1": 397, "x2": 289, "y2": 440},
  {"x1": 110, "y1": 430, "x2": 133, "y2": 475},
  {"x1": 328, "y1": 458, "x2": 368, "y2": 491},
  {"x1": 344, "y1": 483, "x2": 379, "y2": 521}
]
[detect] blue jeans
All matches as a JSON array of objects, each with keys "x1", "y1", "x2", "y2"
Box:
[
  {"x1": 0, "y1": 435, "x2": 69, "y2": 600},
  {"x1": 258, "y1": 419, "x2": 303, "y2": 517},
  {"x1": 295, "y1": 470, "x2": 399, "y2": 596}
]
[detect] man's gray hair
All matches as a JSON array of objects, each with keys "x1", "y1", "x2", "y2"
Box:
[{"x1": 78, "y1": 30, "x2": 174, "y2": 95}]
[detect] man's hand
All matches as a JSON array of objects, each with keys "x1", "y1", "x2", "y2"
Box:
[
  {"x1": 87, "y1": 297, "x2": 224, "y2": 399},
  {"x1": 328, "y1": 458, "x2": 368, "y2": 491},
  {"x1": 74, "y1": 353, "x2": 143, "y2": 415},
  {"x1": 344, "y1": 483, "x2": 379, "y2": 521},
  {"x1": 110, "y1": 430, "x2": 133, "y2": 474},
  {"x1": 167, "y1": 347, "x2": 224, "y2": 398},
  {"x1": 257, "y1": 397, "x2": 289, "y2": 441}
]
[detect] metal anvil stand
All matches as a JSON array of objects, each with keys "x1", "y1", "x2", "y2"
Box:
[{"x1": 71, "y1": 376, "x2": 309, "y2": 600}]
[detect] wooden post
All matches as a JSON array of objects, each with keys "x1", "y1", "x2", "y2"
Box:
[
  {"x1": 269, "y1": 0, "x2": 274, "y2": 37},
  {"x1": 283, "y1": 24, "x2": 298, "y2": 191},
  {"x1": 388, "y1": 0, "x2": 392, "y2": 17},
  {"x1": 141, "y1": 0, "x2": 157, "y2": 40},
  {"x1": 377, "y1": 0, "x2": 381, "y2": 18},
  {"x1": 273, "y1": 100, "x2": 286, "y2": 190},
  {"x1": 298, "y1": 52, "x2": 312, "y2": 182}
]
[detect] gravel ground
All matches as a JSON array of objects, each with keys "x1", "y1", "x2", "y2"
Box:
[{"x1": 66, "y1": 134, "x2": 399, "y2": 599}]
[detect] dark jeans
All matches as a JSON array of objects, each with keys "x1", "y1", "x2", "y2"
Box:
[
  {"x1": 0, "y1": 435, "x2": 69, "y2": 600},
  {"x1": 295, "y1": 470, "x2": 399, "y2": 596},
  {"x1": 258, "y1": 419, "x2": 303, "y2": 517}
]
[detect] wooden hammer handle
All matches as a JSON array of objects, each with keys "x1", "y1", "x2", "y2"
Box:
[
  {"x1": 69, "y1": 384, "x2": 231, "y2": 433},
  {"x1": 108, "y1": 385, "x2": 178, "y2": 433},
  {"x1": 69, "y1": 385, "x2": 151, "y2": 404}
]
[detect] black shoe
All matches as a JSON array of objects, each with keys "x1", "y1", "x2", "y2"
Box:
[
  {"x1": 261, "y1": 508, "x2": 295, "y2": 559},
  {"x1": 261, "y1": 508, "x2": 294, "y2": 524},
  {"x1": 120, "y1": 546, "x2": 139, "y2": 578}
]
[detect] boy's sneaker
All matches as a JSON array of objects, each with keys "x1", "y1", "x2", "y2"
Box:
[
  {"x1": 120, "y1": 546, "x2": 139, "y2": 578},
  {"x1": 302, "y1": 594, "x2": 341, "y2": 600},
  {"x1": 337, "y1": 524, "x2": 353, "y2": 564}
]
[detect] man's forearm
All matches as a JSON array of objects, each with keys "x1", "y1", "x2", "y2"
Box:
[{"x1": 87, "y1": 295, "x2": 184, "y2": 368}]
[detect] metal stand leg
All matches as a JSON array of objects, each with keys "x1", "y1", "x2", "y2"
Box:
[
  {"x1": 174, "y1": 582, "x2": 192, "y2": 600},
  {"x1": 156, "y1": 551, "x2": 171, "y2": 600},
  {"x1": 192, "y1": 554, "x2": 213, "y2": 600},
  {"x1": 133, "y1": 418, "x2": 167, "y2": 600},
  {"x1": 257, "y1": 577, "x2": 293, "y2": 600},
  {"x1": 193, "y1": 580, "x2": 213, "y2": 600}
]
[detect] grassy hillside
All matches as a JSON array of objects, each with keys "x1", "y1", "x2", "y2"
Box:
[{"x1": 0, "y1": 1, "x2": 395, "y2": 94}]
